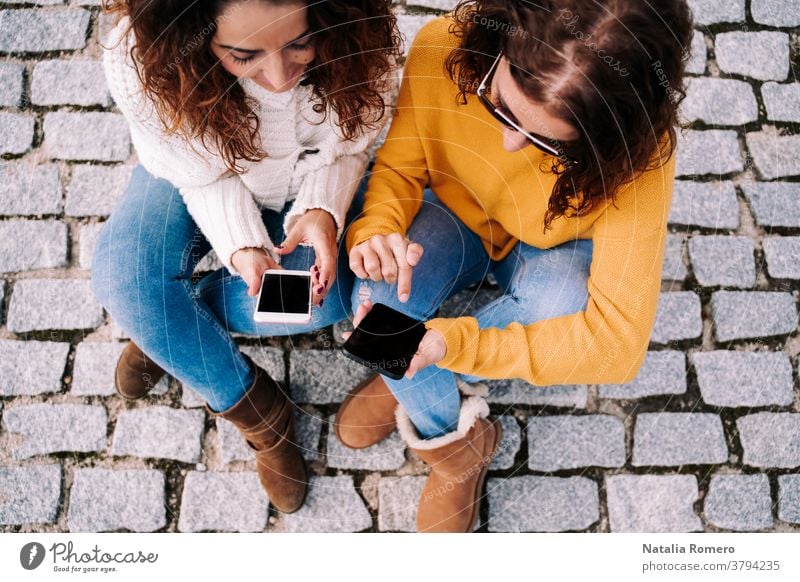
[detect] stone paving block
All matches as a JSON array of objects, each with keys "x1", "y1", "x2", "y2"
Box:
[
  {"x1": 486, "y1": 380, "x2": 588, "y2": 408},
  {"x1": 0, "y1": 465, "x2": 62, "y2": 525},
  {"x1": 78, "y1": 222, "x2": 105, "y2": 270},
  {"x1": 272, "y1": 476, "x2": 372, "y2": 532},
  {"x1": 680, "y1": 78, "x2": 757, "y2": 125},
  {"x1": 70, "y1": 342, "x2": 126, "y2": 396},
  {"x1": 396, "y1": 14, "x2": 435, "y2": 53},
  {"x1": 112, "y1": 406, "x2": 205, "y2": 463},
  {"x1": 43, "y1": 112, "x2": 130, "y2": 162},
  {"x1": 650, "y1": 292, "x2": 702, "y2": 344},
  {"x1": 378, "y1": 476, "x2": 425, "y2": 532},
  {"x1": 68, "y1": 469, "x2": 165, "y2": 532},
  {"x1": 599, "y1": 351, "x2": 686, "y2": 399},
  {"x1": 0, "y1": 339, "x2": 69, "y2": 396},
  {"x1": 0, "y1": 220, "x2": 68, "y2": 273},
  {"x1": 704, "y1": 474, "x2": 773, "y2": 531},
  {"x1": 662, "y1": 234, "x2": 687, "y2": 281},
  {"x1": 32, "y1": 60, "x2": 111, "y2": 107},
  {"x1": 66, "y1": 165, "x2": 132, "y2": 217},
  {"x1": 741, "y1": 182, "x2": 800, "y2": 227},
  {"x1": 688, "y1": 235, "x2": 755, "y2": 288},
  {"x1": 746, "y1": 131, "x2": 800, "y2": 179},
  {"x1": 178, "y1": 471, "x2": 268, "y2": 532},
  {"x1": 488, "y1": 476, "x2": 599, "y2": 532},
  {"x1": 326, "y1": 416, "x2": 406, "y2": 470},
  {"x1": 528, "y1": 415, "x2": 625, "y2": 471},
  {"x1": 0, "y1": 112, "x2": 34, "y2": 155},
  {"x1": 6, "y1": 279, "x2": 104, "y2": 333},
  {"x1": 180, "y1": 385, "x2": 206, "y2": 408},
  {"x1": 777, "y1": 474, "x2": 800, "y2": 524},
  {"x1": 407, "y1": 0, "x2": 458, "y2": 10},
  {"x1": 0, "y1": 8, "x2": 90, "y2": 52},
  {"x1": 715, "y1": 32, "x2": 789, "y2": 81},
  {"x1": 738, "y1": 413, "x2": 800, "y2": 468},
  {"x1": 687, "y1": 0, "x2": 744, "y2": 24},
  {"x1": 2, "y1": 403, "x2": 107, "y2": 460},
  {"x1": 675, "y1": 130, "x2": 742, "y2": 177},
  {"x1": 691, "y1": 351, "x2": 793, "y2": 407},
  {"x1": 0, "y1": 163, "x2": 62, "y2": 215},
  {"x1": 762, "y1": 237, "x2": 800, "y2": 279},
  {"x1": 668, "y1": 180, "x2": 739, "y2": 229},
  {"x1": 711, "y1": 291, "x2": 797, "y2": 341},
  {"x1": 491, "y1": 415, "x2": 521, "y2": 470},
  {"x1": 289, "y1": 349, "x2": 372, "y2": 404},
  {"x1": 239, "y1": 345, "x2": 285, "y2": 382},
  {"x1": 633, "y1": 413, "x2": 727, "y2": 466},
  {"x1": 606, "y1": 474, "x2": 702, "y2": 532},
  {"x1": 762, "y1": 83, "x2": 800, "y2": 123},
  {"x1": 685, "y1": 31, "x2": 706, "y2": 75},
  {"x1": 752, "y1": 0, "x2": 800, "y2": 27},
  {"x1": 0, "y1": 62, "x2": 24, "y2": 107}
]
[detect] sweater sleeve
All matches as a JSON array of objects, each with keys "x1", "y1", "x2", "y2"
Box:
[{"x1": 425, "y1": 153, "x2": 676, "y2": 385}]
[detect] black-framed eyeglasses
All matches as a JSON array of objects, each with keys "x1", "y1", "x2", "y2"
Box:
[{"x1": 477, "y1": 53, "x2": 578, "y2": 165}]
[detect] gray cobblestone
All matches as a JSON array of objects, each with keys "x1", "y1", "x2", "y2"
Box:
[
  {"x1": 746, "y1": 131, "x2": 800, "y2": 179},
  {"x1": 377, "y1": 476, "x2": 425, "y2": 532},
  {"x1": 326, "y1": 416, "x2": 406, "y2": 471},
  {"x1": 272, "y1": 476, "x2": 372, "y2": 532},
  {"x1": 528, "y1": 415, "x2": 625, "y2": 471},
  {"x1": 715, "y1": 32, "x2": 790, "y2": 81},
  {"x1": 680, "y1": 78, "x2": 757, "y2": 125},
  {"x1": 2, "y1": 403, "x2": 107, "y2": 460},
  {"x1": 491, "y1": 415, "x2": 521, "y2": 470},
  {"x1": 396, "y1": 14, "x2": 434, "y2": 53},
  {"x1": 0, "y1": 62, "x2": 24, "y2": 107},
  {"x1": 691, "y1": 351, "x2": 793, "y2": 407},
  {"x1": 668, "y1": 180, "x2": 739, "y2": 229},
  {"x1": 0, "y1": 113, "x2": 34, "y2": 155},
  {"x1": 180, "y1": 385, "x2": 205, "y2": 408},
  {"x1": 741, "y1": 182, "x2": 800, "y2": 227},
  {"x1": 0, "y1": 339, "x2": 69, "y2": 396},
  {"x1": 711, "y1": 291, "x2": 798, "y2": 341},
  {"x1": 111, "y1": 406, "x2": 205, "y2": 463},
  {"x1": 289, "y1": 349, "x2": 371, "y2": 404},
  {"x1": 704, "y1": 474, "x2": 773, "y2": 531},
  {"x1": 178, "y1": 471, "x2": 268, "y2": 532},
  {"x1": 78, "y1": 222, "x2": 105, "y2": 270},
  {"x1": 406, "y1": 0, "x2": 458, "y2": 10},
  {"x1": 662, "y1": 234, "x2": 687, "y2": 281},
  {"x1": 762, "y1": 237, "x2": 800, "y2": 279},
  {"x1": 295, "y1": 408, "x2": 323, "y2": 461},
  {"x1": 66, "y1": 165, "x2": 132, "y2": 217},
  {"x1": 0, "y1": 163, "x2": 62, "y2": 215},
  {"x1": 599, "y1": 351, "x2": 686, "y2": 399},
  {"x1": 486, "y1": 380, "x2": 588, "y2": 408},
  {"x1": 685, "y1": 32, "x2": 706, "y2": 75},
  {"x1": 70, "y1": 341, "x2": 126, "y2": 396},
  {"x1": 0, "y1": 465, "x2": 62, "y2": 525},
  {"x1": 0, "y1": 9, "x2": 89, "y2": 52},
  {"x1": 488, "y1": 476, "x2": 599, "y2": 532},
  {"x1": 752, "y1": 0, "x2": 800, "y2": 27},
  {"x1": 633, "y1": 413, "x2": 727, "y2": 466},
  {"x1": 43, "y1": 112, "x2": 130, "y2": 162},
  {"x1": 6, "y1": 279, "x2": 104, "y2": 332},
  {"x1": 606, "y1": 474, "x2": 702, "y2": 532},
  {"x1": 650, "y1": 292, "x2": 702, "y2": 344},
  {"x1": 31, "y1": 59, "x2": 110, "y2": 107},
  {"x1": 240, "y1": 345, "x2": 285, "y2": 382},
  {"x1": 778, "y1": 475, "x2": 800, "y2": 524},
  {"x1": 0, "y1": 220, "x2": 67, "y2": 273},
  {"x1": 675, "y1": 130, "x2": 742, "y2": 176},
  {"x1": 68, "y1": 469, "x2": 166, "y2": 532},
  {"x1": 688, "y1": 235, "x2": 755, "y2": 288},
  {"x1": 738, "y1": 413, "x2": 800, "y2": 468},
  {"x1": 687, "y1": 0, "x2": 744, "y2": 24},
  {"x1": 762, "y1": 83, "x2": 800, "y2": 123}
]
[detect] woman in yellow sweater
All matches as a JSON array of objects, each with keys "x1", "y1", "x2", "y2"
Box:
[{"x1": 334, "y1": 0, "x2": 692, "y2": 532}]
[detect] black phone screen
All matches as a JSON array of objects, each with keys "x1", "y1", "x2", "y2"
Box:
[
  {"x1": 342, "y1": 303, "x2": 427, "y2": 380},
  {"x1": 257, "y1": 273, "x2": 311, "y2": 314}
]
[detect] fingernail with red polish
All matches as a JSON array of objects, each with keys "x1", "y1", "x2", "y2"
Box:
[
  {"x1": 324, "y1": 279, "x2": 329, "y2": 287},
  {"x1": 316, "y1": 286, "x2": 324, "y2": 294},
  {"x1": 319, "y1": 299, "x2": 325, "y2": 308}
]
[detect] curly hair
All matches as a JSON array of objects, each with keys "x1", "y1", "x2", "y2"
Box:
[
  {"x1": 445, "y1": 0, "x2": 692, "y2": 231},
  {"x1": 104, "y1": 0, "x2": 402, "y2": 172}
]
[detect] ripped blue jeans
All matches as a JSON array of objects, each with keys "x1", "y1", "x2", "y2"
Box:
[{"x1": 351, "y1": 189, "x2": 593, "y2": 439}]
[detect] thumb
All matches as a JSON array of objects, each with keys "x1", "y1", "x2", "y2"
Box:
[
  {"x1": 275, "y1": 227, "x2": 303, "y2": 256},
  {"x1": 245, "y1": 269, "x2": 262, "y2": 297},
  {"x1": 406, "y1": 242, "x2": 424, "y2": 267}
]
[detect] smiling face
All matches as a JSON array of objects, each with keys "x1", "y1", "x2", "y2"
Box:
[{"x1": 210, "y1": 1, "x2": 314, "y2": 93}]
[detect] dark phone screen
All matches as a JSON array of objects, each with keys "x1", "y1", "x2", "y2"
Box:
[
  {"x1": 257, "y1": 273, "x2": 311, "y2": 314},
  {"x1": 342, "y1": 303, "x2": 427, "y2": 379}
]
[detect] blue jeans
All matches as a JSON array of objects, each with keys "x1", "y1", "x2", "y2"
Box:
[
  {"x1": 91, "y1": 166, "x2": 359, "y2": 412},
  {"x1": 350, "y1": 190, "x2": 594, "y2": 439}
]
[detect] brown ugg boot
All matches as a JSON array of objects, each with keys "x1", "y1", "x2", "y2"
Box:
[
  {"x1": 115, "y1": 341, "x2": 165, "y2": 400},
  {"x1": 396, "y1": 396, "x2": 501, "y2": 533},
  {"x1": 208, "y1": 358, "x2": 308, "y2": 513},
  {"x1": 333, "y1": 374, "x2": 398, "y2": 449}
]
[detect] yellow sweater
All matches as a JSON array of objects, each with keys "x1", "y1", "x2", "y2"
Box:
[{"x1": 346, "y1": 17, "x2": 675, "y2": 385}]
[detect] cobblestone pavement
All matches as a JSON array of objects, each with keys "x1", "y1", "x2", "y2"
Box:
[{"x1": 1, "y1": 0, "x2": 799, "y2": 533}]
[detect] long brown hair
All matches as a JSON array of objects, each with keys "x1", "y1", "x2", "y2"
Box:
[
  {"x1": 446, "y1": 0, "x2": 692, "y2": 231},
  {"x1": 104, "y1": 0, "x2": 402, "y2": 172}
]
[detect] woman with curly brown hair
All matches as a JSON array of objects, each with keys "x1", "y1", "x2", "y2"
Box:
[
  {"x1": 333, "y1": 0, "x2": 692, "y2": 531},
  {"x1": 91, "y1": 0, "x2": 400, "y2": 513}
]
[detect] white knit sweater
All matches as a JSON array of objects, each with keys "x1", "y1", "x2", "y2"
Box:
[{"x1": 103, "y1": 18, "x2": 395, "y2": 276}]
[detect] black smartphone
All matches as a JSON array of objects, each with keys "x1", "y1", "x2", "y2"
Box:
[{"x1": 341, "y1": 303, "x2": 427, "y2": 380}]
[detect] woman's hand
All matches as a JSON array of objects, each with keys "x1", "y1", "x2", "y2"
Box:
[
  {"x1": 275, "y1": 209, "x2": 337, "y2": 306},
  {"x1": 231, "y1": 247, "x2": 282, "y2": 297},
  {"x1": 348, "y1": 233, "x2": 424, "y2": 303}
]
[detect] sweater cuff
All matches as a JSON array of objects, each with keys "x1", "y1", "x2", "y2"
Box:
[{"x1": 425, "y1": 316, "x2": 479, "y2": 372}]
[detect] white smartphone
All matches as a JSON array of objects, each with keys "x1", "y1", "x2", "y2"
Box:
[{"x1": 253, "y1": 269, "x2": 312, "y2": 324}]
